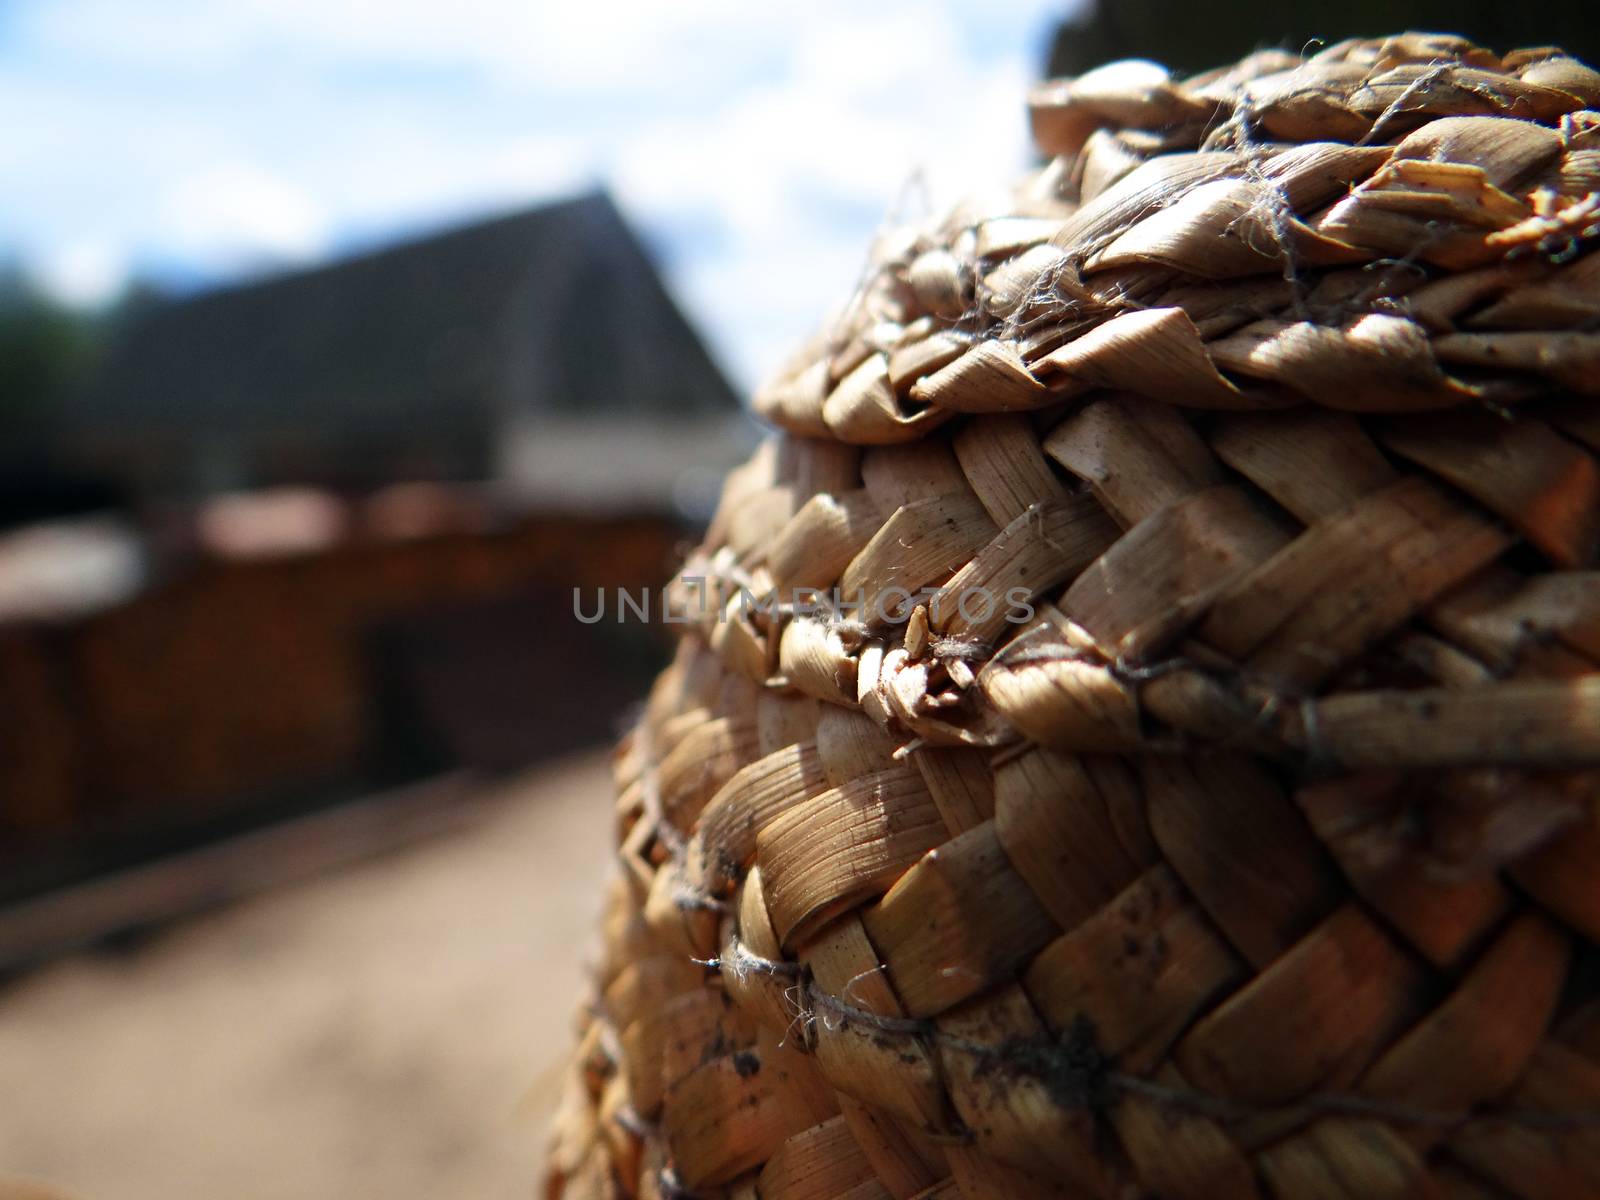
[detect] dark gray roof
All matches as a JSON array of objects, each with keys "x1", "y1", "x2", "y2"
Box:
[{"x1": 68, "y1": 190, "x2": 740, "y2": 439}]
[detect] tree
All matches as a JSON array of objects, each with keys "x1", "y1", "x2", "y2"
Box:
[
  {"x1": 1046, "y1": 0, "x2": 1600, "y2": 79},
  {"x1": 0, "y1": 266, "x2": 101, "y2": 430}
]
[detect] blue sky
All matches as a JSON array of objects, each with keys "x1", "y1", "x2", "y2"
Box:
[{"x1": 1, "y1": 1, "x2": 1075, "y2": 389}]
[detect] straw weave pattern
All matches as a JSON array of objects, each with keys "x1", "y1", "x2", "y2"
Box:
[{"x1": 549, "y1": 34, "x2": 1600, "y2": 1200}]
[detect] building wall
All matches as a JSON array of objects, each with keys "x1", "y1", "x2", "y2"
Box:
[{"x1": 0, "y1": 510, "x2": 683, "y2": 900}]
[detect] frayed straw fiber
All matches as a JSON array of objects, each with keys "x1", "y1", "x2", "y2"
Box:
[{"x1": 549, "y1": 33, "x2": 1600, "y2": 1200}]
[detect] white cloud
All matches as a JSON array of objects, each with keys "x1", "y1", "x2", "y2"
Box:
[
  {"x1": 161, "y1": 163, "x2": 330, "y2": 267},
  {"x1": 36, "y1": 238, "x2": 128, "y2": 307},
  {"x1": 3, "y1": 1, "x2": 1075, "y2": 384},
  {"x1": 596, "y1": 9, "x2": 1051, "y2": 384},
  {"x1": 16, "y1": 0, "x2": 775, "y2": 93}
]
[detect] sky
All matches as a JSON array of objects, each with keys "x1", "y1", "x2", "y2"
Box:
[{"x1": 1, "y1": 1, "x2": 1077, "y2": 391}]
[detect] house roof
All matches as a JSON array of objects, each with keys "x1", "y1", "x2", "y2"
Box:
[{"x1": 67, "y1": 191, "x2": 741, "y2": 440}]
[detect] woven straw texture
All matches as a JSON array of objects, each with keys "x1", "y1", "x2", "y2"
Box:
[{"x1": 549, "y1": 34, "x2": 1600, "y2": 1200}]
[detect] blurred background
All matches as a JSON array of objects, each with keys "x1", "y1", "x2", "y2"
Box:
[
  {"x1": 0, "y1": 1, "x2": 1595, "y2": 1197},
  {"x1": 0, "y1": 0, "x2": 1071, "y2": 898}
]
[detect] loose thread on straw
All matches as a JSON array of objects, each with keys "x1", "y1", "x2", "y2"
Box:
[{"x1": 703, "y1": 934, "x2": 1600, "y2": 1132}]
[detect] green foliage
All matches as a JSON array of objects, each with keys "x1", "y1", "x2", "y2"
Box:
[{"x1": 0, "y1": 266, "x2": 102, "y2": 426}]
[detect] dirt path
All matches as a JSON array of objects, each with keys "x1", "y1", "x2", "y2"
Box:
[{"x1": 0, "y1": 751, "x2": 615, "y2": 1200}]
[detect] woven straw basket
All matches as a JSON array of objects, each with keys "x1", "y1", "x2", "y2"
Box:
[{"x1": 548, "y1": 33, "x2": 1600, "y2": 1200}]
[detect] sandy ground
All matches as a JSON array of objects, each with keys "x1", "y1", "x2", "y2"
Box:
[{"x1": 0, "y1": 751, "x2": 616, "y2": 1200}]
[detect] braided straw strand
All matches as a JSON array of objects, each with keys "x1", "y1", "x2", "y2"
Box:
[{"x1": 549, "y1": 33, "x2": 1600, "y2": 1200}]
